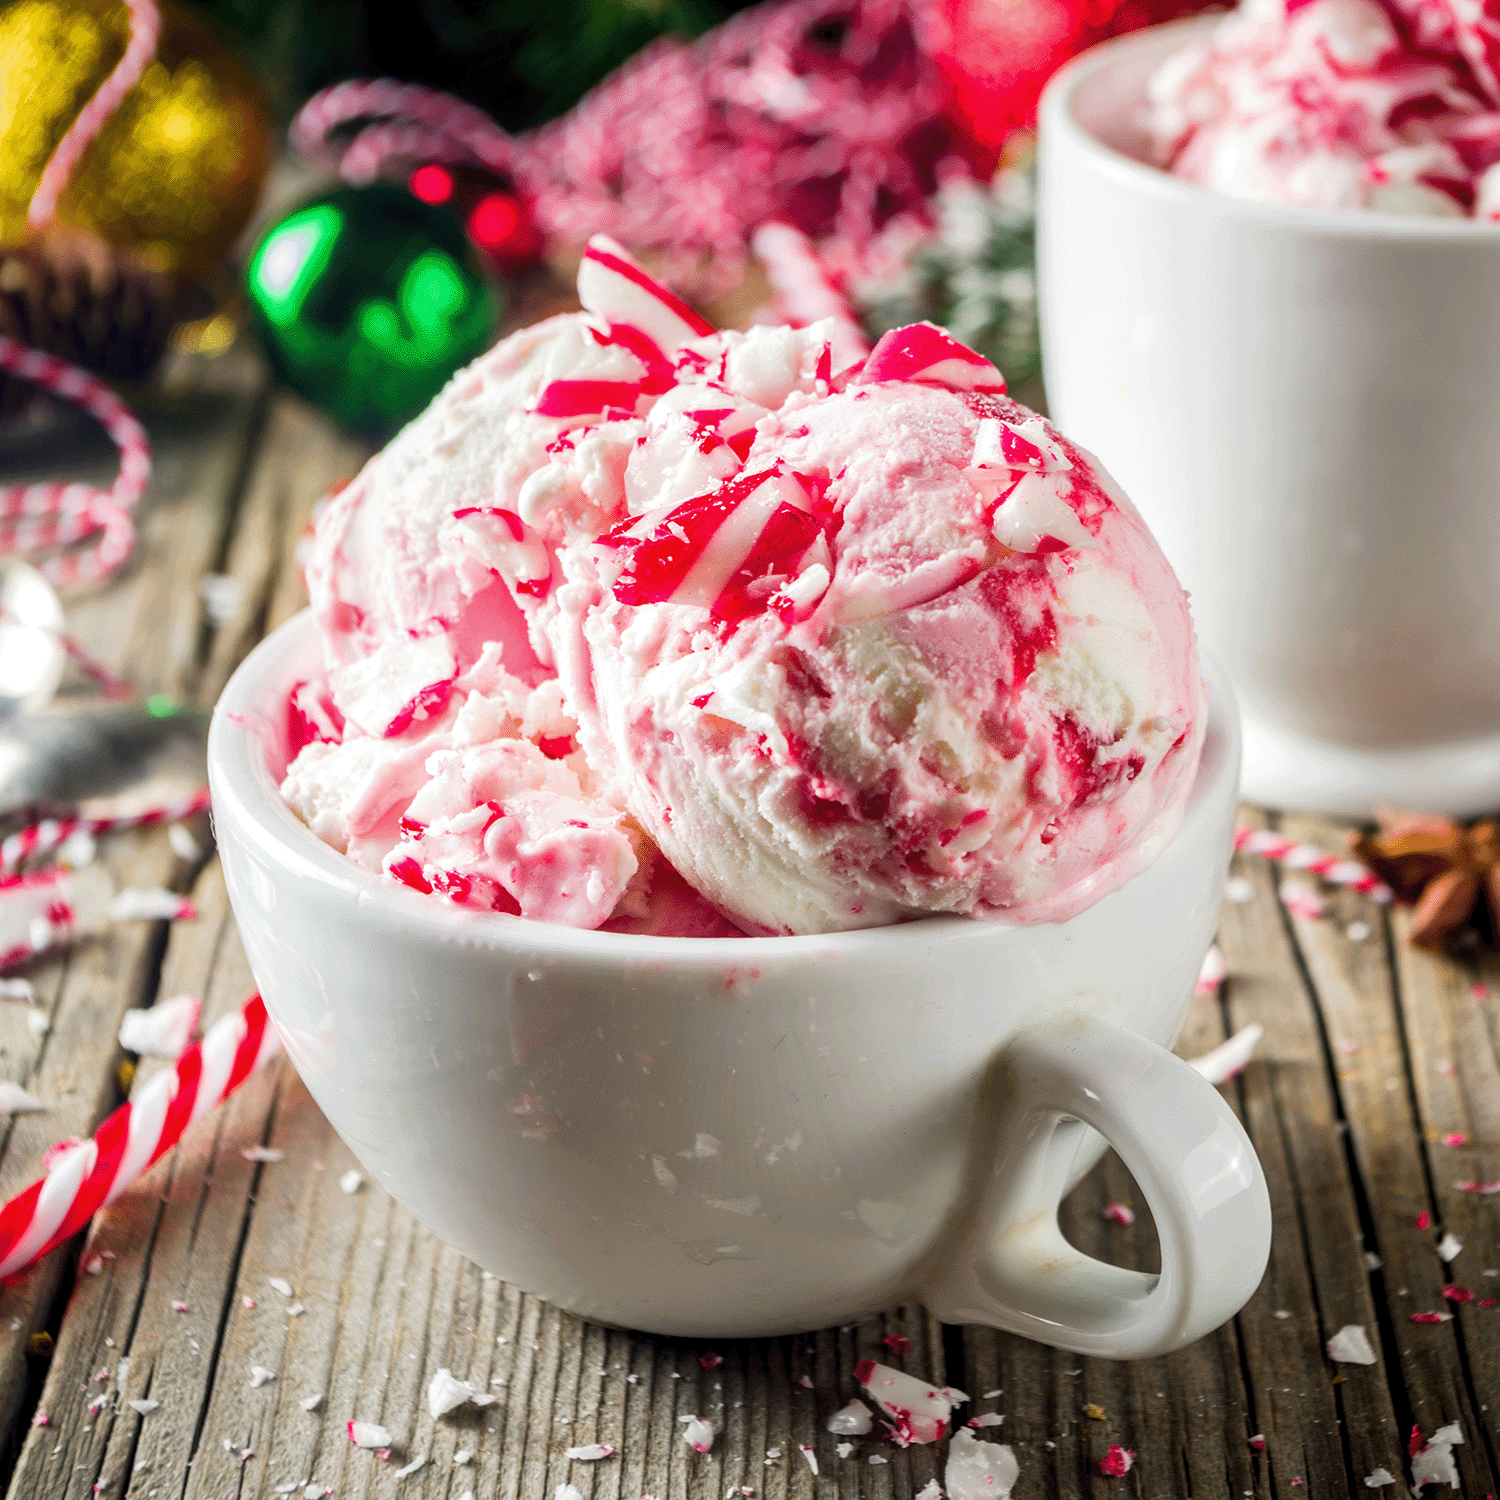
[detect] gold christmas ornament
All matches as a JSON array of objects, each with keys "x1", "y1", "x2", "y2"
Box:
[{"x1": 0, "y1": 0, "x2": 270, "y2": 277}]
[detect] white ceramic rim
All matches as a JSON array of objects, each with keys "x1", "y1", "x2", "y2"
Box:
[
  {"x1": 1041, "y1": 15, "x2": 1500, "y2": 243},
  {"x1": 208, "y1": 609, "x2": 1237, "y2": 965}
]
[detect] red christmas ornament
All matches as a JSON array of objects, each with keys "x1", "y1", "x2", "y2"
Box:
[{"x1": 933, "y1": 0, "x2": 1219, "y2": 172}]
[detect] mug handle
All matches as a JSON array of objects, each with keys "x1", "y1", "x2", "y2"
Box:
[{"x1": 921, "y1": 1014, "x2": 1271, "y2": 1358}]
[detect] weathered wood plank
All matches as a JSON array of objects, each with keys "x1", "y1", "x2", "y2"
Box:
[
  {"x1": 1213, "y1": 811, "x2": 1404, "y2": 1496},
  {"x1": 1280, "y1": 812, "x2": 1499, "y2": 1494}
]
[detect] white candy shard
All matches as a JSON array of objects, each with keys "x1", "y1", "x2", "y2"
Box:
[
  {"x1": 565, "y1": 1444, "x2": 614, "y2": 1461},
  {"x1": 250, "y1": 1366, "x2": 277, "y2": 1388},
  {"x1": 1365, "y1": 1469, "x2": 1396, "y2": 1488},
  {"x1": 827, "y1": 1397, "x2": 874, "y2": 1435},
  {"x1": 428, "y1": 1367, "x2": 494, "y2": 1418},
  {"x1": 269, "y1": 1277, "x2": 294, "y2": 1296},
  {"x1": 109, "y1": 888, "x2": 193, "y2": 922},
  {"x1": 0, "y1": 1082, "x2": 44, "y2": 1114},
  {"x1": 128, "y1": 1398, "x2": 159, "y2": 1415},
  {"x1": 348, "y1": 1421, "x2": 392, "y2": 1448},
  {"x1": 299, "y1": 1393, "x2": 323, "y2": 1412},
  {"x1": 679, "y1": 1132, "x2": 722, "y2": 1159},
  {"x1": 1411, "y1": 1423, "x2": 1463, "y2": 1490},
  {"x1": 915, "y1": 1481, "x2": 945, "y2": 1500},
  {"x1": 946, "y1": 1429, "x2": 1019, "y2": 1500},
  {"x1": 1437, "y1": 1233, "x2": 1462, "y2": 1262},
  {"x1": 856, "y1": 1361, "x2": 963, "y2": 1444},
  {"x1": 339, "y1": 1168, "x2": 364, "y2": 1194},
  {"x1": 970, "y1": 1412, "x2": 1005, "y2": 1428},
  {"x1": 393, "y1": 1454, "x2": 427, "y2": 1479},
  {"x1": 241, "y1": 1146, "x2": 286, "y2": 1163},
  {"x1": 1326, "y1": 1325, "x2": 1377, "y2": 1365},
  {"x1": 651, "y1": 1155, "x2": 677, "y2": 1191},
  {"x1": 681, "y1": 1414, "x2": 715, "y2": 1453},
  {"x1": 1188, "y1": 1024, "x2": 1263, "y2": 1084}
]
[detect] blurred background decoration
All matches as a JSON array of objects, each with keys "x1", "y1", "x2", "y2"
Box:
[{"x1": 0, "y1": 0, "x2": 1223, "y2": 446}]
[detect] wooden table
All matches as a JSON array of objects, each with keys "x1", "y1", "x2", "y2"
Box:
[{"x1": 1, "y1": 297, "x2": 1497, "y2": 1500}]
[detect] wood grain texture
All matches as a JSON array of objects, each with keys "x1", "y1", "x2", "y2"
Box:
[{"x1": 4, "y1": 342, "x2": 1500, "y2": 1499}]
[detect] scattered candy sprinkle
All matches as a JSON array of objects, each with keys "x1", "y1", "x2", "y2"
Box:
[{"x1": 1099, "y1": 1445, "x2": 1135, "y2": 1478}]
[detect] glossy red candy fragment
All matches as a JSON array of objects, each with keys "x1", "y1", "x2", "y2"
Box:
[
  {"x1": 384, "y1": 678, "x2": 456, "y2": 739},
  {"x1": 855, "y1": 322, "x2": 1006, "y2": 394},
  {"x1": 534, "y1": 379, "x2": 643, "y2": 419}
]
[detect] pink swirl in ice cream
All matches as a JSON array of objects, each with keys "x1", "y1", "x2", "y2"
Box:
[
  {"x1": 282, "y1": 237, "x2": 1204, "y2": 935},
  {"x1": 1148, "y1": 0, "x2": 1500, "y2": 217}
]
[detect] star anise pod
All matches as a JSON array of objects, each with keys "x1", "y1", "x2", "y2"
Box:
[{"x1": 1351, "y1": 810, "x2": 1500, "y2": 951}]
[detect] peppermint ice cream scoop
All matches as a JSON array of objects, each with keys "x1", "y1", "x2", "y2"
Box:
[
  {"x1": 283, "y1": 237, "x2": 1204, "y2": 935},
  {"x1": 1147, "y1": 0, "x2": 1500, "y2": 217}
]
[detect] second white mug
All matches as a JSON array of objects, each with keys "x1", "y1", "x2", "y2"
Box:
[{"x1": 1038, "y1": 19, "x2": 1500, "y2": 816}]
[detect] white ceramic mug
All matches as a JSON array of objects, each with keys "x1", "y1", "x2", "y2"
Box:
[
  {"x1": 208, "y1": 610, "x2": 1268, "y2": 1357},
  {"x1": 1038, "y1": 20, "x2": 1500, "y2": 817}
]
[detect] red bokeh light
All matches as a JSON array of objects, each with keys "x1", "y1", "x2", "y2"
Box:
[
  {"x1": 468, "y1": 193, "x2": 521, "y2": 251},
  {"x1": 408, "y1": 164, "x2": 454, "y2": 204}
]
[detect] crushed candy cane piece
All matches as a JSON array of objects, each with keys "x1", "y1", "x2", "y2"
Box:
[
  {"x1": 1278, "y1": 879, "x2": 1327, "y2": 920},
  {"x1": 0, "y1": 978, "x2": 36, "y2": 1002},
  {"x1": 679, "y1": 1132, "x2": 722, "y2": 1159},
  {"x1": 30, "y1": 1409, "x2": 48, "y2": 1427},
  {"x1": 269, "y1": 1277, "x2": 294, "y2": 1296},
  {"x1": 1224, "y1": 875, "x2": 1255, "y2": 903},
  {"x1": 970, "y1": 1412, "x2": 1004, "y2": 1428},
  {"x1": 1442, "y1": 1284, "x2": 1473, "y2": 1303},
  {"x1": 1409, "y1": 1311, "x2": 1453, "y2": 1324},
  {"x1": 699, "y1": 1351, "x2": 723, "y2": 1370},
  {"x1": 799, "y1": 1444, "x2": 818, "y2": 1475},
  {"x1": 681, "y1": 1415, "x2": 714, "y2": 1453},
  {"x1": 1347, "y1": 920, "x2": 1372, "y2": 942},
  {"x1": 242, "y1": 1296, "x2": 256, "y2": 1310},
  {"x1": 348, "y1": 1421, "x2": 392, "y2": 1448},
  {"x1": 109, "y1": 888, "x2": 195, "y2": 922},
  {"x1": 170, "y1": 1300, "x2": 188, "y2": 1312},
  {"x1": 0, "y1": 1082, "x2": 45, "y2": 1114},
  {"x1": 827, "y1": 1398, "x2": 873, "y2": 1435},
  {"x1": 565, "y1": 1444, "x2": 614, "y2": 1461},
  {"x1": 915, "y1": 1482, "x2": 944, "y2": 1500},
  {"x1": 1440, "y1": 1132, "x2": 1469, "y2": 1148},
  {"x1": 1249, "y1": 1435, "x2": 1266, "y2": 1451},
  {"x1": 454, "y1": 1450, "x2": 471, "y2": 1465},
  {"x1": 1364, "y1": 1469, "x2": 1396, "y2": 1487},
  {"x1": 836, "y1": 1442, "x2": 854, "y2": 1458},
  {"x1": 128, "y1": 1398, "x2": 159, "y2": 1415},
  {"x1": 117, "y1": 994, "x2": 201, "y2": 1060},
  {"x1": 1365, "y1": 1252, "x2": 1383, "y2": 1271},
  {"x1": 1187, "y1": 1024, "x2": 1263, "y2": 1084},
  {"x1": 1454, "y1": 1179, "x2": 1500, "y2": 1194},
  {"x1": 393, "y1": 1454, "x2": 427, "y2": 1479},
  {"x1": 428, "y1": 1367, "x2": 485, "y2": 1418},
  {"x1": 1416, "y1": 1210, "x2": 1432, "y2": 1229},
  {"x1": 1411, "y1": 1424, "x2": 1463, "y2": 1490},
  {"x1": 856, "y1": 1361, "x2": 964, "y2": 1445},
  {"x1": 1195, "y1": 944, "x2": 1226, "y2": 994},
  {"x1": 1437, "y1": 1233, "x2": 1462, "y2": 1262},
  {"x1": 339, "y1": 1168, "x2": 363, "y2": 1194},
  {"x1": 556, "y1": 1489, "x2": 584, "y2": 1500},
  {"x1": 1100, "y1": 1445, "x2": 1135, "y2": 1477},
  {"x1": 249, "y1": 1365, "x2": 276, "y2": 1388},
  {"x1": 168, "y1": 823, "x2": 201, "y2": 861},
  {"x1": 242, "y1": 1146, "x2": 286, "y2": 1163},
  {"x1": 1326, "y1": 1325, "x2": 1378, "y2": 1365},
  {"x1": 1104, "y1": 1202, "x2": 1135, "y2": 1226},
  {"x1": 299, "y1": 1393, "x2": 323, "y2": 1412},
  {"x1": 883, "y1": 1333, "x2": 911, "y2": 1358},
  {"x1": 946, "y1": 1429, "x2": 1019, "y2": 1500}
]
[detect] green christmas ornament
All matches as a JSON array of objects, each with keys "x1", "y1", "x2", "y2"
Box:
[{"x1": 246, "y1": 184, "x2": 499, "y2": 433}]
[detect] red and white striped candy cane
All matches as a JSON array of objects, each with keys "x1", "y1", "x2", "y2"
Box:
[
  {"x1": 0, "y1": 335, "x2": 151, "y2": 588},
  {"x1": 1233, "y1": 827, "x2": 1393, "y2": 902},
  {"x1": 750, "y1": 222, "x2": 870, "y2": 373},
  {"x1": 0, "y1": 993, "x2": 280, "y2": 1280},
  {"x1": 0, "y1": 786, "x2": 210, "y2": 876},
  {"x1": 25, "y1": 0, "x2": 161, "y2": 232}
]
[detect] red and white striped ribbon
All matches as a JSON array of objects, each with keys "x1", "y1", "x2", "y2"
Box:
[
  {"x1": 1233, "y1": 827, "x2": 1393, "y2": 902},
  {"x1": 0, "y1": 786, "x2": 210, "y2": 876},
  {"x1": 0, "y1": 335, "x2": 151, "y2": 588},
  {"x1": 0, "y1": 993, "x2": 280, "y2": 1280},
  {"x1": 25, "y1": 0, "x2": 162, "y2": 232}
]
